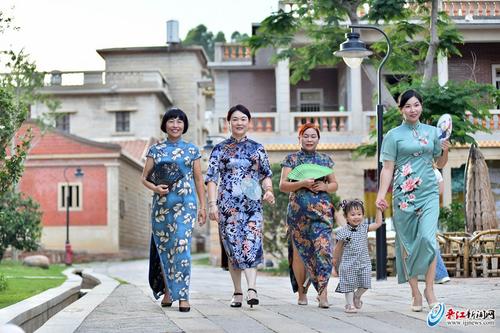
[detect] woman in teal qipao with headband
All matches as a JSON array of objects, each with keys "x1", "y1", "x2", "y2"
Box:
[
  {"x1": 376, "y1": 90, "x2": 449, "y2": 312},
  {"x1": 279, "y1": 123, "x2": 338, "y2": 308}
]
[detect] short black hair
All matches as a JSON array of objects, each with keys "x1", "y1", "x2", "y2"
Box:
[
  {"x1": 341, "y1": 199, "x2": 365, "y2": 217},
  {"x1": 226, "y1": 104, "x2": 251, "y2": 121},
  {"x1": 161, "y1": 107, "x2": 189, "y2": 134},
  {"x1": 398, "y1": 89, "x2": 423, "y2": 109}
]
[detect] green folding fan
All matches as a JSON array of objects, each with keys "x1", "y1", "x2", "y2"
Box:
[{"x1": 287, "y1": 163, "x2": 333, "y2": 181}]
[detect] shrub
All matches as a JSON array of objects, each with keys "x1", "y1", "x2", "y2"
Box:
[{"x1": 438, "y1": 201, "x2": 465, "y2": 232}]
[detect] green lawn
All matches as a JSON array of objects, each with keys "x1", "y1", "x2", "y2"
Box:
[{"x1": 0, "y1": 260, "x2": 67, "y2": 309}]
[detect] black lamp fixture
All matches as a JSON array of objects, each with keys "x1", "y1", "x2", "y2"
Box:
[
  {"x1": 335, "y1": 25, "x2": 392, "y2": 281},
  {"x1": 63, "y1": 166, "x2": 84, "y2": 266},
  {"x1": 203, "y1": 135, "x2": 226, "y2": 152}
]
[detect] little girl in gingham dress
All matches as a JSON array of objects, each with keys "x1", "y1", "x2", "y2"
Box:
[{"x1": 333, "y1": 199, "x2": 383, "y2": 313}]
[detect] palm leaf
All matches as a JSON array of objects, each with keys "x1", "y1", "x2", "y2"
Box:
[{"x1": 287, "y1": 163, "x2": 333, "y2": 181}]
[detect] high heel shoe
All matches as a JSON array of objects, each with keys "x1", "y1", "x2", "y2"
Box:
[
  {"x1": 179, "y1": 300, "x2": 190, "y2": 312},
  {"x1": 230, "y1": 292, "x2": 243, "y2": 308},
  {"x1": 316, "y1": 296, "x2": 330, "y2": 309},
  {"x1": 247, "y1": 288, "x2": 259, "y2": 308},
  {"x1": 297, "y1": 298, "x2": 308, "y2": 306},
  {"x1": 411, "y1": 296, "x2": 423, "y2": 312},
  {"x1": 424, "y1": 288, "x2": 439, "y2": 309},
  {"x1": 161, "y1": 295, "x2": 172, "y2": 307}
]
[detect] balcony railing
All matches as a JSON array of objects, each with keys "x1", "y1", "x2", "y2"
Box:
[
  {"x1": 44, "y1": 70, "x2": 170, "y2": 90},
  {"x1": 280, "y1": 0, "x2": 500, "y2": 19},
  {"x1": 364, "y1": 110, "x2": 500, "y2": 134},
  {"x1": 213, "y1": 43, "x2": 252, "y2": 63},
  {"x1": 466, "y1": 110, "x2": 500, "y2": 130},
  {"x1": 443, "y1": 0, "x2": 500, "y2": 18},
  {"x1": 218, "y1": 113, "x2": 277, "y2": 133},
  {"x1": 292, "y1": 112, "x2": 351, "y2": 132},
  {"x1": 290, "y1": 105, "x2": 340, "y2": 112}
]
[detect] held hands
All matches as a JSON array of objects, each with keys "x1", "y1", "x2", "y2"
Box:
[
  {"x1": 375, "y1": 197, "x2": 389, "y2": 211},
  {"x1": 155, "y1": 184, "x2": 169, "y2": 196}
]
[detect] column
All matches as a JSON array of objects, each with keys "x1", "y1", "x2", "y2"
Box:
[
  {"x1": 214, "y1": 71, "x2": 230, "y2": 134},
  {"x1": 106, "y1": 162, "x2": 120, "y2": 252},
  {"x1": 348, "y1": 66, "x2": 363, "y2": 134},
  {"x1": 275, "y1": 57, "x2": 291, "y2": 134},
  {"x1": 437, "y1": 53, "x2": 449, "y2": 87},
  {"x1": 442, "y1": 165, "x2": 452, "y2": 207}
]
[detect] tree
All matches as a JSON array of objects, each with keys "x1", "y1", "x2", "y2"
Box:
[
  {"x1": 230, "y1": 31, "x2": 249, "y2": 43},
  {"x1": 247, "y1": 1, "x2": 498, "y2": 155},
  {"x1": 183, "y1": 24, "x2": 228, "y2": 60},
  {"x1": 0, "y1": 191, "x2": 42, "y2": 260},
  {"x1": 0, "y1": 12, "x2": 46, "y2": 259}
]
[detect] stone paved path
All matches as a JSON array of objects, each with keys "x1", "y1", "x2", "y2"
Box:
[{"x1": 76, "y1": 260, "x2": 499, "y2": 333}]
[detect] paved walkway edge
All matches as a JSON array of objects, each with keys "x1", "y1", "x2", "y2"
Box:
[
  {"x1": 35, "y1": 269, "x2": 119, "y2": 333},
  {"x1": 0, "y1": 268, "x2": 81, "y2": 332}
]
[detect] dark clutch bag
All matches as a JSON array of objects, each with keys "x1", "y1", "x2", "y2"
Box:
[{"x1": 147, "y1": 162, "x2": 184, "y2": 188}]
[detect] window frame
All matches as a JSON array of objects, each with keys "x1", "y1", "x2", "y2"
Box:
[
  {"x1": 297, "y1": 88, "x2": 323, "y2": 112},
  {"x1": 57, "y1": 182, "x2": 83, "y2": 211},
  {"x1": 115, "y1": 111, "x2": 131, "y2": 133},
  {"x1": 55, "y1": 113, "x2": 70, "y2": 133}
]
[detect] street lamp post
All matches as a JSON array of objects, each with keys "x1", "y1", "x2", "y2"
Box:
[
  {"x1": 335, "y1": 25, "x2": 392, "y2": 280},
  {"x1": 63, "y1": 166, "x2": 84, "y2": 266}
]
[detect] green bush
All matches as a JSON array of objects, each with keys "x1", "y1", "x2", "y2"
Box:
[
  {"x1": 0, "y1": 192, "x2": 42, "y2": 261},
  {"x1": 438, "y1": 201, "x2": 465, "y2": 232},
  {"x1": 0, "y1": 273, "x2": 7, "y2": 292}
]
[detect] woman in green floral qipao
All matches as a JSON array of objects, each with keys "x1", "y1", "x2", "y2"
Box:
[{"x1": 376, "y1": 90, "x2": 449, "y2": 312}]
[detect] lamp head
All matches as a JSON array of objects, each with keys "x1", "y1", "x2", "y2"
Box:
[
  {"x1": 203, "y1": 139, "x2": 214, "y2": 151},
  {"x1": 74, "y1": 167, "x2": 84, "y2": 178},
  {"x1": 334, "y1": 32, "x2": 373, "y2": 69}
]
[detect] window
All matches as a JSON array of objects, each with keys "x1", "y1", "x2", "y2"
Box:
[
  {"x1": 55, "y1": 114, "x2": 70, "y2": 132},
  {"x1": 493, "y1": 65, "x2": 500, "y2": 109},
  {"x1": 58, "y1": 183, "x2": 83, "y2": 211},
  {"x1": 115, "y1": 111, "x2": 130, "y2": 132},
  {"x1": 297, "y1": 89, "x2": 323, "y2": 112}
]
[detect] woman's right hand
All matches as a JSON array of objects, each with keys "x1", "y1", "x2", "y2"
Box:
[
  {"x1": 209, "y1": 205, "x2": 219, "y2": 222},
  {"x1": 155, "y1": 184, "x2": 169, "y2": 196}
]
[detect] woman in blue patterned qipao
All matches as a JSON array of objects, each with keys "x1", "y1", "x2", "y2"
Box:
[
  {"x1": 206, "y1": 104, "x2": 275, "y2": 308},
  {"x1": 376, "y1": 90, "x2": 449, "y2": 312},
  {"x1": 279, "y1": 123, "x2": 338, "y2": 308},
  {"x1": 142, "y1": 108, "x2": 206, "y2": 313}
]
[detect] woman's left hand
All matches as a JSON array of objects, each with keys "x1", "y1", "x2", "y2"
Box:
[
  {"x1": 441, "y1": 140, "x2": 450, "y2": 152},
  {"x1": 263, "y1": 190, "x2": 275, "y2": 205},
  {"x1": 312, "y1": 181, "x2": 327, "y2": 192},
  {"x1": 197, "y1": 209, "x2": 207, "y2": 226}
]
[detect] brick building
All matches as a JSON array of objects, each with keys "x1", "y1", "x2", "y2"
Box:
[{"x1": 17, "y1": 122, "x2": 151, "y2": 255}]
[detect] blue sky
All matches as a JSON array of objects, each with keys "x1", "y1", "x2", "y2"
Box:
[{"x1": 0, "y1": 0, "x2": 277, "y2": 71}]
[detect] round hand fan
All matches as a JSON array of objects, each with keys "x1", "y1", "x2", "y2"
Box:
[
  {"x1": 147, "y1": 162, "x2": 184, "y2": 189},
  {"x1": 287, "y1": 163, "x2": 333, "y2": 181},
  {"x1": 436, "y1": 114, "x2": 452, "y2": 141},
  {"x1": 241, "y1": 178, "x2": 262, "y2": 200}
]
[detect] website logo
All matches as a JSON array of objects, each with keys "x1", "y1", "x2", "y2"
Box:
[{"x1": 427, "y1": 303, "x2": 446, "y2": 327}]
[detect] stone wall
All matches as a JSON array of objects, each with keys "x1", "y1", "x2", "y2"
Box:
[{"x1": 118, "y1": 157, "x2": 151, "y2": 254}]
